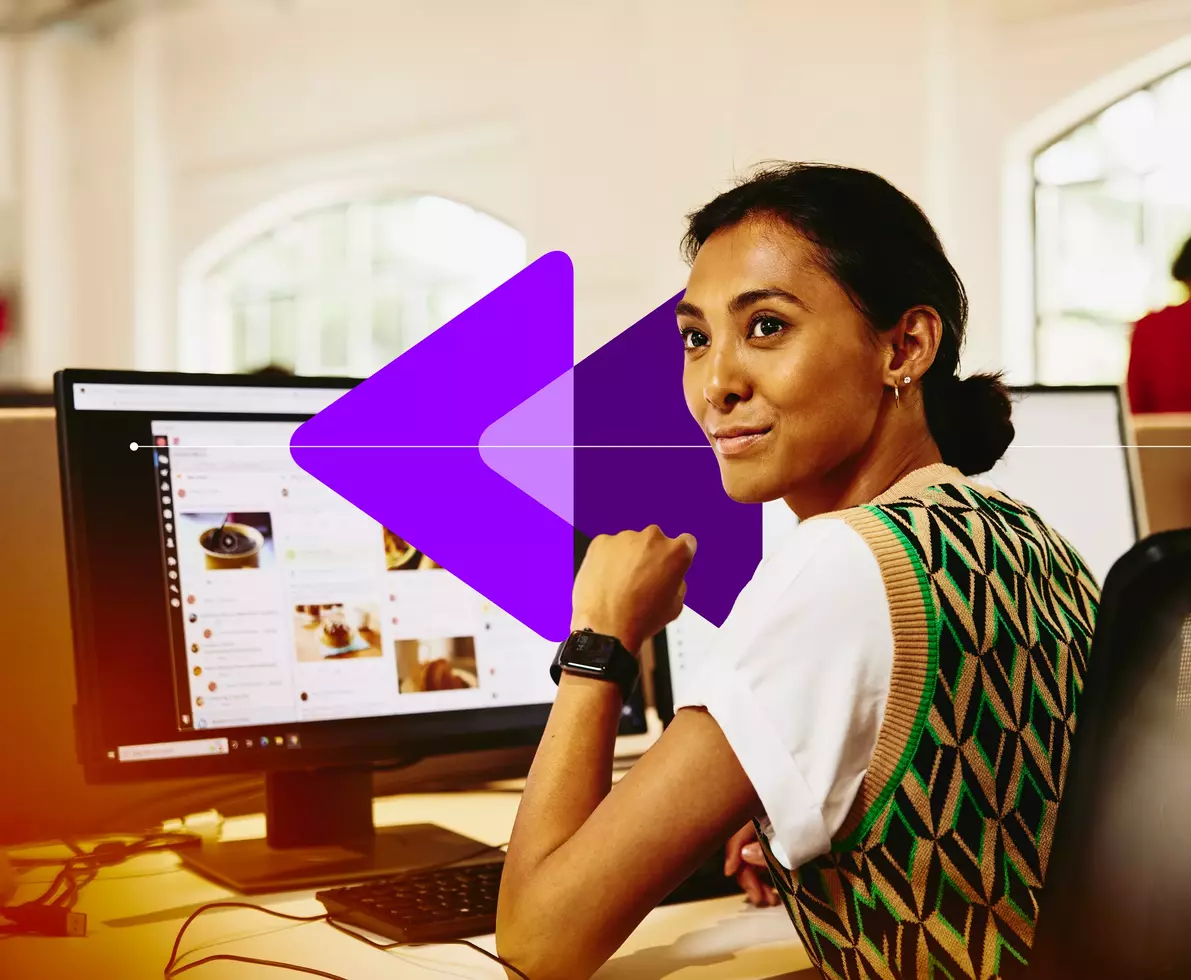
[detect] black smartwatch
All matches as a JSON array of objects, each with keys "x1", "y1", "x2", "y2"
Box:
[{"x1": 550, "y1": 628, "x2": 640, "y2": 703}]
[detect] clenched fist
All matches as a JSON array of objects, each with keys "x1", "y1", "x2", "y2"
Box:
[{"x1": 571, "y1": 526, "x2": 696, "y2": 652}]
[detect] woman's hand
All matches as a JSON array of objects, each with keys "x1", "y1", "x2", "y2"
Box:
[
  {"x1": 571, "y1": 526, "x2": 696, "y2": 652},
  {"x1": 724, "y1": 822, "x2": 781, "y2": 907}
]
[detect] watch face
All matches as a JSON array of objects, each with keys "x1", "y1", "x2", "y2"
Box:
[{"x1": 565, "y1": 633, "x2": 615, "y2": 669}]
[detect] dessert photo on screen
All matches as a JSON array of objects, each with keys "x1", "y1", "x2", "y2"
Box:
[
  {"x1": 396, "y1": 637, "x2": 479, "y2": 693},
  {"x1": 383, "y1": 526, "x2": 442, "y2": 571},
  {"x1": 178, "y1": 512, "x2": 276, "y2": 571},
  {"x1": 293, "y1": 603, "x2": 384, "y2": 661}
]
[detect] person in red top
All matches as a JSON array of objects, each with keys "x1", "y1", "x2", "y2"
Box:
[{"x1": 1127, "y1": 236, "x2": 1191, "y2": 414}]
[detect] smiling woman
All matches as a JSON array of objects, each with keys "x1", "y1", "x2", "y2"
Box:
[{"x1": 495, "y1": 164, "x2": 1100, "y2": 980}]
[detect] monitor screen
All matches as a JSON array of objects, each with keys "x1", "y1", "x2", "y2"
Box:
[
  {"x1": 57, "y1": 371, "x2": 644, "y2": 780},
  {"x1": 656, "y1": 386, "x2": 1138, "y2": 721}
]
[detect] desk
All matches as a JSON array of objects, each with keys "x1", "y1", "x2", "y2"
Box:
[{"x1": 1, "y1": 788, "x2": 815, "y2": 979}]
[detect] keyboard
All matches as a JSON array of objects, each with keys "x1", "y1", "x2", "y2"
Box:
[
  {"x1": 316, "y1": 850, "x2": 754, "y2": 944},
  {"x1": 317, "y1": 860, "x2": 504, "y2": 944}
]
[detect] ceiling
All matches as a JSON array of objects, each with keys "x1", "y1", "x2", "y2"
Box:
[
  {"x1": 995, "y1": 0, "x2": 1171, "y2": 23},
  {"x1": 0, "y1": 0, "x2": 164, "y2": 34}
]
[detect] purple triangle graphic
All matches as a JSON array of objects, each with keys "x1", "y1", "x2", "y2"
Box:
[
  {"x1": 291, "y1": 257, "x2": 764, "y2": 642},
  {"x1": 573, "y1": 294, "x2": 762, "y2": 627},
  {"x1": 290, "y1": 251, "x2": 576, "y2": 642},
  {"x1": 479, "y1": 369, "x2": 574, "y2": 525}
]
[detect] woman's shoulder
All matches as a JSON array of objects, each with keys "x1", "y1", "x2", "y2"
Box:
[
  {"x1": 739, "y1": 517, "x2": 878, "y2": 609},
  {"x1": 724, "y1": 515, "x2": 892, "y2": 654},
  {"x1": 1135, "y1": 298, "x2": 1191, "y2": 332}
]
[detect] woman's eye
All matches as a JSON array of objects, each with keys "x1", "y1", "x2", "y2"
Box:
[
  {"x1": 681, "y1": 328, "x2": 709, "y2": 350},
  {"x1": 749, "y1": 316, "x2": 786, "y2": 339}
]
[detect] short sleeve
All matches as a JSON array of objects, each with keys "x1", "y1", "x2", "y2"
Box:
[
  {"x1": 1126, "y1": 318, "x2": 1151, "y2": 414},
  {"x1": 673, "y1": 518, "x2": 893, "y2": 869}
]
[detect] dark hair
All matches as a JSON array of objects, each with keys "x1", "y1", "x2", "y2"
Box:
[
  {"x1": 1173, "y1": 236, "x2": 1191, "y2": 284},
  {"x1": 682, "y1": 162, "x2": 1013, "y2": 476},
  {"x1": 250, "y1": 363, "x2": 294, "y2": 378}
]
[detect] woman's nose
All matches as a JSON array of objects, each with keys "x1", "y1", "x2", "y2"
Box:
[{"x1": 703, "y1": 345, "x2": 751, "y2": 411}]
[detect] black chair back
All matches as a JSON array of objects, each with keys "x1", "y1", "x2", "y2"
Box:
[{"x1": 1027, "y1": 529, "x2": 1191, "y2": 978}]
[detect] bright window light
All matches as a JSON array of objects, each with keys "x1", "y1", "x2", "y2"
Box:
[
  {"x1": 187, "y1": 195, "x2": 526, "y2": 376},
  {"x1": 1032, "y1": 64, "x2": 1191, "y2": 385}
]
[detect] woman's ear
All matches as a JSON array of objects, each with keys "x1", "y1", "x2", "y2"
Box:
[{"x1": 884, "y1": 307, "x2": 941, "y2": 388}]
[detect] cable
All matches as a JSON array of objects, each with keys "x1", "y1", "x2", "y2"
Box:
[
  {"x1": 168, "y1": 952, "x2": 349, "y2": 979},
  {"x1": 164, "y1": 901, "x2": 329, "y2": 975},
  {"x1": 2, "y1": 831, "x2": 201, "y2": 937},
  {"x1": 165, "y1": 902, "x2": 532, "y2": 980},
  {"x1": 165, "y1": 843, "x2": 534, "y2": 980},
  {"x1": 326, "y1": 917, "x2": 532, "y2": 979}
]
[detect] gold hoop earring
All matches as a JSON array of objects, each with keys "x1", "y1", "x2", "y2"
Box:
[{"x1": 894, "y1": 383, "x2": 900, "y2": 408}]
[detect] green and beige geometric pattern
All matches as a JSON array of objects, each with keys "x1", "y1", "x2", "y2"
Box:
[{"x1": 761, "y1": 480, "x2": 1100, "y2": 980}]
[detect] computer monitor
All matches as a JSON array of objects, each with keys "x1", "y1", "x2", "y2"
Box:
[
  {"x1": 1127, "y1": 412, "x2": 1191, "y2": 535},
  {"x1": 654, "y1": 385, "x2": 1139, "y2": 722},
  {"x1": 0, "y1": 407, "x2": 256, "y2": 845},
  {"x1": 54, "y1": 369, "x2": 646, "y2": 892}
]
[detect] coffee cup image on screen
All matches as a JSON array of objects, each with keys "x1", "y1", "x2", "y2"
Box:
[
  {"x1": 178, "y1": 512, "x2": 275, "y2": 571},
  {"x1": 383, "y1": 527, "x2": 441, "y2": 572},
  {"x1": 293, "y1": 603, "x2": 383, "y2": 661},
  {"x1": 396, "y1": 637, "x2": 478, "y2": 693}
]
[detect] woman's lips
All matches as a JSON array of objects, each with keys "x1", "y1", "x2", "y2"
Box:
[{"x1": 712, "y1": 428, "x2": 771, "y2": 456}]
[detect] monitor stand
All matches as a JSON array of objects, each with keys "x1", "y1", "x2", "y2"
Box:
[{"x1": 178, "y1": 767, "x2": 504, "y2": 894}]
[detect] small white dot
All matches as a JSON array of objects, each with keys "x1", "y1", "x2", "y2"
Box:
[{"x1": 130, "y1": 442, "x2": 139, "y2": 451}]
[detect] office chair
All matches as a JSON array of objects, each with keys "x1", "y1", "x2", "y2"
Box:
[{"x1": 1024, "y1": 529, "x2": 1191, "y2": 979}]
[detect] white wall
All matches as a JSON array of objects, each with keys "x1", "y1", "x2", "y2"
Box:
[
  {"x1": 162, "y1": 0, "x2": 941, "y2": 368},
  {"x1": 5, "y1": 0, "x2": 1191, "y2": 386}
]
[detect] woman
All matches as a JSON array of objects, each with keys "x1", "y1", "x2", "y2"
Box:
[
  {"x1": 495, "y1": 163, "x2": 1100, "y2": 980},
  {"x1": 1126, "y1": 235, "x2": 1191, "y2": 414}
]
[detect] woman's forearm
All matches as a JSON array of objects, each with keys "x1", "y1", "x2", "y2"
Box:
[{"x1": 495, "y1": 673, "x2": 623, "y2": 972}]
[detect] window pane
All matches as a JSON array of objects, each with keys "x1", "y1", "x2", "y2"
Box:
[
  {"x1": 1032, "y1": 63, "x2": 1191, "y2": 386},
  {"x1": 319, "y1": 296, "x2": 350, "y2": 372},
  {"x1": 309, "y1": 207, "x2": 350, "y2": 273},
  {"x1": 269, "y1": 296, "x2": 299, "y2": 370},
  {"x1": 1036, "y1": 182, "x2": 1146, "y2": 321},
  {"x1": 192, "y1": 194, "x2": 525, "y2": 376},
  {"x1": 232, "y1": 305, "x2": 252, "y2": 370},
  {"x1": 371, "y1": 292, "x2": 403, "y2": 366},
  {"x1": 1036, "y1": 315, "x2": 1130, "y2": 386}
]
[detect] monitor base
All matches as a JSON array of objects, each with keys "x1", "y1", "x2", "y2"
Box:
[{"x1": 179, "y1": 822, "x2": 503, "y2": 894}]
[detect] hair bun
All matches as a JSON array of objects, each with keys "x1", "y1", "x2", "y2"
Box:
[{"x1": 923, "y1": 372, "x2": 1014, "y2": 476}]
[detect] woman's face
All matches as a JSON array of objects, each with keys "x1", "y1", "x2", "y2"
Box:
[{"x1": 679, "y1": 216, "x2": 889, "y2": 504}]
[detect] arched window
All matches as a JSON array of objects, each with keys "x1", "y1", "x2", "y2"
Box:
[
  {"x1": 181, "y1": 193, "x2": 526, "y2": 376},
  {"x1": 1032, "y1": 65, "x2": 1191, "y2": 385}
]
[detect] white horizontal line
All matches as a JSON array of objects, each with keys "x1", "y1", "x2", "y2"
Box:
[
  {"x1": 134, "y1": 444, "x2": 1191, "y2": 450},
  {"x1": 141, "y1": 444, "x2": 713, "y2": 450}
]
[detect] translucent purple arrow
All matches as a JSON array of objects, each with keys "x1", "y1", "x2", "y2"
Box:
[{"x1": 291, "y1": 251, "x2": 761, "y2": 642}]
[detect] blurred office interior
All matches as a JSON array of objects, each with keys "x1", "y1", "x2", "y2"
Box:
[
  {"x1": 0, "y1": 0, "x2": 1187, "y2": 391},
  {"x1": 1, "y1": 0, "x2": 1191, "y2": 844}
]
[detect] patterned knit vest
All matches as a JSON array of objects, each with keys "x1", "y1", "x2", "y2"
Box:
[{"x1": 758, "y1": 464, "x2": 1100, "y2": 980}]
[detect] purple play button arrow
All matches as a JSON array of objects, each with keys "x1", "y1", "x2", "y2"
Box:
[{"x1": 291, "y1": 251, "x2": 761, "y2": 642}]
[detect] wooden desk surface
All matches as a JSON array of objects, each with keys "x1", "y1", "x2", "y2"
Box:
[{"x1": 0, "y1": 789, "x2": 814, "y2": 979}]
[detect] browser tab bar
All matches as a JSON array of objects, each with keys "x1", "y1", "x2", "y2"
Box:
[{"x1": 72, "y1": 383, "x2": 349, "y2": 415}]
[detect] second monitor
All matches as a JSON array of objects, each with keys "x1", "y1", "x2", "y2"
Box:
[{"x1": 656, "y1": 385, "x2": 1138, "y2": 720}]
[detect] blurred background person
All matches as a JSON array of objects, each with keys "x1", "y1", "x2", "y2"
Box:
[{"x1": 1127, "y1": 236, "x2": 1191, "y2": 415}]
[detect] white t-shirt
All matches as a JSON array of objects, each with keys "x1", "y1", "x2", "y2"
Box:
[{"x1": 673, "y1": 518, "x2": 894, "y2": 870}]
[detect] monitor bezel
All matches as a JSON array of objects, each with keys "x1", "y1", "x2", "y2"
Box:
[{"x1": 55, "y1": 368, "x2": 646, "y2": 783}]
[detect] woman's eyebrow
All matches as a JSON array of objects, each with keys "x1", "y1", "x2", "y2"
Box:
[
  {"x1": 675, "y1": 300, "x2": 704, "y2": 321},
  {"x1": 729, "y1": 288, "x2": 811, "y2": 315}
]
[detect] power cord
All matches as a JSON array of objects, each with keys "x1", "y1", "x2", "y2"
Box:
[
  {"x1": 163, "y1": 902, "x2": 531, "y2": 979},
  {"x1": 1, "y1": 831, "x2": 200, "y2": 938},
  {"x1": 164, "y1": 842, "x2": 533, "y2": 980}
]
